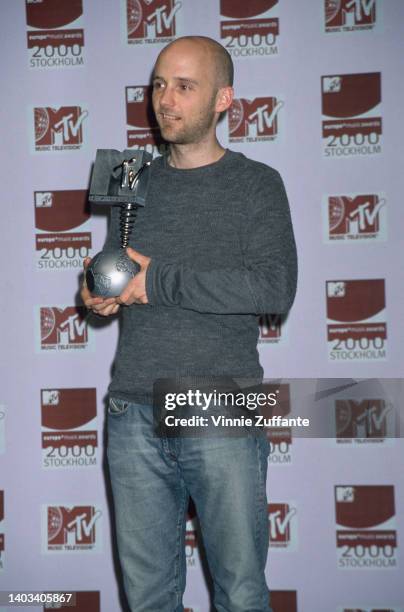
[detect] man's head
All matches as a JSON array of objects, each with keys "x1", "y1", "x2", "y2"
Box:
[{"x1": 152, "y1": 36, "x2": 234, "y2": 146}]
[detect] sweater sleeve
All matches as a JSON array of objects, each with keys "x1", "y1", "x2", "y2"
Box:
[{"x1": 146, "y1": 169, "x2": 297, "y2": 315}]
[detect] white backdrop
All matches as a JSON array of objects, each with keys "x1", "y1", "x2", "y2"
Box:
[{"x1": 0, "y1": 1, "x2": 403, "y2": 611}]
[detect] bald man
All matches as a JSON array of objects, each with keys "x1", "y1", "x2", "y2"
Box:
[{"x1": 82, "y1": 36, "x2": 297, "y2": 612}]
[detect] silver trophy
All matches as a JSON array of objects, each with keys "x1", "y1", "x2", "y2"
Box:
[{"x1": 85, "y1": 149, "x2": 152, "y2": 297}]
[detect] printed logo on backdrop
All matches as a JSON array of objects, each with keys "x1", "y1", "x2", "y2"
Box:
[
  {"x1": 186, "y1": 503, "x2": 200, "y2": 569},
  {"x1": 35, "y1": 190, "x2": 91, "y2": 271},
  {"x1": 326, "y1": 279, "x2": 387, "y2": 361},
  {"x1": 43, "y1": 591, "x2": 100, "y2": 611},
  {"x1": 228, "y1": 97, "x2": 283, "y2": 143},
  {"x1": 270, "y1": 591, "x2": 298, "y2": 612},
  {"x1": 26, "y1": 0, "x2": 85, "y2": 69},
  {"x1": 268, "y1": 503, "x2": 297, "y2": 551},
  {"x1": 41, "y1": 389, "x2": 98, "y2": 469},
  {"x1": 32, "y1": 106, "x2": 88, "y2": 152},
  {"x1": 126, "y1": 86, "x2": 167, "y2": 156},
  {"x1": 322, "y1": 73, "x2": 382, "y2": 157},
  {"x1": 0, "y1": 406, "x2": 5, "y2": 455},
  {"x1": 262, "y1": 384, "x2": 292, "y2": 465},
  {"x1": 325, "y1": 0, "x2": 379, "y2": 33},
  {"x1": 259, "y1": 314, "x2": 286, "y2": 344},
  {"x1": 42, "y1": 505, "x2": 102, "y2": 552},
  {"x1": 37, "y1": 306, "x2": 91, "y2": 352},
  {"x1": 338, "y1": 607, "x2": 404, "y2": 612},
  {"x1": 335, "y1": 398, "x2": 397, "y2": 446},
  {"x1": 125, "y1": 0, "x2": 182, "y2": 45},
  {"x1": 0, "y1": 490, "x2": 4, "y2": 571},
  {"x1": 324, "y1": 193, "x2": 387, "y2": 242},
  {"x1": 220, "y1": 0, "x2": 279, "y2": 58},
  {"x1": 335, "y1": 485, "x2": 397, "y2": 568}
]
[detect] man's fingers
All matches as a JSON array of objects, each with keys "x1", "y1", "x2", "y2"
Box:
[
  {"x1": 88, "y1": 301, "x2": 121, "y2": 317},
  {"x1": 84, "y1": 296, "x2": 104, "y2": 308},
  {"x1": 117, "y1": 290, "x2": 130, "y2": 305},
  {"x1": 85, "y1": 296, "x2": 117, "y2": 312},
  {"x1": 97, "y1": 303, "x2": 120, "y2": 316},
  {"x1": 92, "y1": 297, "x2": 117, "y2": 311},
  {"x1": 117, "y1": 292, "x2": 142, "y2": 306},
  {"x1": 117, "y1": 294, "x2": 147, "y2": 307},
  {"x1": 126, "y1": 247, "x2": 150, "y2": 268},
  {"x1": 117, "y1": 276, "x2": 137, "y2": 305},
  {"x1": 81, "y1": 258, "x2": 92, "y2": 294},
  {"x1": 81, "y1": 256, "x2": 121, "y2": 318}
]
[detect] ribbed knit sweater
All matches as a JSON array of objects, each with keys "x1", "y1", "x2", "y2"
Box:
[{"x1": 104, "y1": 149, "x2": 297, "y2": 404}]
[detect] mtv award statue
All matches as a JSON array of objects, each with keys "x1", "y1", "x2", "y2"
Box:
[{"x1": 85, "y1": 149, "x2": 152, "y2": 297}]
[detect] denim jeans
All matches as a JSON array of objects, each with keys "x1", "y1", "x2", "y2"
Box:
[{"x1": 107, "y1": 397, "x2": 272, "y2": 612}]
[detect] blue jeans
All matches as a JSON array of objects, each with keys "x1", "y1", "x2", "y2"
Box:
[{"x1": 107, "y1": 397, "x2": 272, "y2": 612}]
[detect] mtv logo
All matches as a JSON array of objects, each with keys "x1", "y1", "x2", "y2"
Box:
[
  {"x1": 259, "y1": 314, "x2": 282, "y2": 339},
  {"x1": 26, "y1": 0, "x2": 83, "y2": 27},
  {"x1": 336, "y1": 486, "x2": 355, "y2": 502},
  {"x1": 335, "y1": 485, "x2": 395, "y2": 530},
  {"x1": 325, "y1": 0, "x2": 376, "y2": 27},
  {"x1": 336, "y1": 399, "x2": 392, "y2": 438},
  {"x1": 127, "y1": 87, "x2": 145, "y2": 103},
  {"x1": 44, "y1": 591, "x2": 100, "y2": 612},
  {"x1": 40, "y1": 307, "x2": 88, "y2": 346},
  {"x1": 34, "y1": 189, "x2": 90, "y2": 233},
  {"x1": 35, "y1": 192, "x2": 53, "y2": 207},
  {"x1": 329, "y1": 195, "x2": 385, "y2": 235},
  {"x1": 326, "y1": 279, "x2": 385, "y2": 324},
  {"x1": 229, "y1": 97, "x2": 283, "y2": 138},
  {"x1": 269, "y1": 590, "x2": 298, "y2": 612},
  {"x1": 41, "y1": 388, "x2": 97, "y2": 431},
  {"x1": 127, "y1": 0, "x2": 181, "y2": 40},
  {"x1": 126, "y1": 85, "x2": 158, "y2": 130},
  {"x1": 327, "y1": 281, "x2": 346, "y2": 297},
  {"x1": 185, "y1": 518, "x2": 197, "y2": 549},
  {"x1": 322, "y1": 73, "x2": 381, "y2": 119},
  {"x1": 42, "y1": 390, "x2": 60, "y2": 406},
  {"x1": 220, "y1": 0, "x2": 278, "y2": 18},
  {"x1": 47, "y1": 506, "x2": 101, "y2": 546},
  {"x1": 323, "y1": 76, "x2": 341, "y2": 93},
  {"x1": 34, "y1": 106, "x2": 88, "y2": 146},
  {"x1": 268, "y1": 503, "x2": 296, "y2": 544}
]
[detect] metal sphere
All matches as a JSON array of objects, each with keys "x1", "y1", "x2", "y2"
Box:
[{"x1": 85, "y1": 249, "x2": 139, "y2": 298}]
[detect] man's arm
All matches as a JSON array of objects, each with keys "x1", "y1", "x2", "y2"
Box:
[{"x1": 145, "y1": 169, "x2": 297, "y2": 315}]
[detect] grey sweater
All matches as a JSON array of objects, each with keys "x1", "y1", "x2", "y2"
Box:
[{"x1": 104, "y1": 149, "x2": 297, "y2": 404}]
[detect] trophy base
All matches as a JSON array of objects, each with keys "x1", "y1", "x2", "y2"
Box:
[{"x1": 86, "y1": 249, "x2": 140, "y2": 298}]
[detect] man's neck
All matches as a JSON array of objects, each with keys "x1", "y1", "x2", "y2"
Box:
[{"x1": 167, "y1": 139, "x2": 226, "y2": 169}]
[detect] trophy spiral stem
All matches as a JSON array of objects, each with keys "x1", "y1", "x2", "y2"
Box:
[{"x1": 120, "y1": 202, "x2": 138, "y2": 248}]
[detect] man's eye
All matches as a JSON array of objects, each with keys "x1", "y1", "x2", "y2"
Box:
[
  {"x1": 180, "y1": 84, "x2": 191, "y2": 91},
  {"x1": 153, "y1": 82, "x2": 164, "y2": 89}
]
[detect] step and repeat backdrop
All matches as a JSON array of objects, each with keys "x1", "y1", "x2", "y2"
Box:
[{"x1": 0, "y1": 1, "x2": 403, "y2": 611}]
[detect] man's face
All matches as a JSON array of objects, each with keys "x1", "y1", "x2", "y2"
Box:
[{"x1": 152, "y1": 41, "x2": 220, "y2": 145}]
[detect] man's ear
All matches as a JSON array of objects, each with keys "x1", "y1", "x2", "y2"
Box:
[{"x1": 215, "y1": 86, "x2": 234, "y2": 113}]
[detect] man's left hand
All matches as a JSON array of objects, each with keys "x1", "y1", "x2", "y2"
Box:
[{"x1": 117, "y1": 247, "x2": 151, "y2": 306}]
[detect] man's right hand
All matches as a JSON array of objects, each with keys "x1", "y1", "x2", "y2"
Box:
[{"x1": 81, "y1": 257, "x2": 121, "y2": 316}]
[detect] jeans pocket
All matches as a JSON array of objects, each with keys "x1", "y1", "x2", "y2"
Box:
[{"x1": 108, "y1": 396, "x2": 129, "y2": 417}]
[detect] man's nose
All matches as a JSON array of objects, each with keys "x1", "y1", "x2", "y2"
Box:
[{"x1": 159, "y1": 85, "x2": 175, "y2": 107}]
